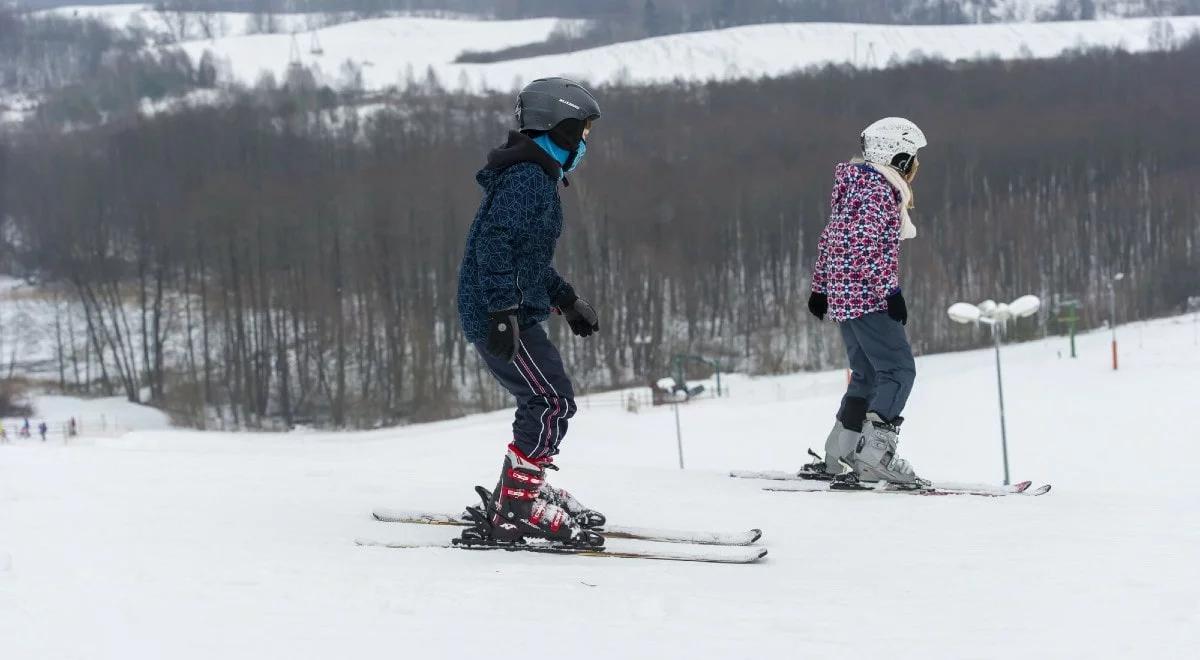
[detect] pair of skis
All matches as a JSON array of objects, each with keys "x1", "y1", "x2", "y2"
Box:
[
  {"x1": 732, "y1": 451, "x2": 1052, "y2": 497},
  {"x1": 735, "y1": 471, "x2": 1051, "y2": 496},
  {"x1": 359, "y1": 499, "x2": 768, "y2": 564}
]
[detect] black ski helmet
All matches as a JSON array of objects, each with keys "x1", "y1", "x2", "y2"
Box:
[{"x1": 514, "y1": 77, "x2": 601, "y2": 139}]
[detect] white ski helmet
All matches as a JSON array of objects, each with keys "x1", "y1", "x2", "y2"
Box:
[{"x1": 861, "y1": 117, "x2": 927, "y2": 174}]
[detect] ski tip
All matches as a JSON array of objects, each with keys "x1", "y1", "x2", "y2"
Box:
[
  {"x1": 748, "y1": 529, "x2": 764, "y2": 544},
  {"x1": 1012, "y1": 480, "x2": 1033, "y2": 493},
  {"x1": 752, "y1": 548, "x2": 769, "y2": 562},
  {"x1": 1031, "y1": 484, "x2": 1052, "y2": 496},
  {"x1": 371, "y1": 509, "x2": 401, "y2": 522}
]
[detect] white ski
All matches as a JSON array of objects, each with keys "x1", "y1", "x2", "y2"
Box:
[
  {"x1": 355, "y1": 537, "x2": 768, "y2": 564},
  {"x1": 742, "y1": 476, "x2": 1051, "y2": 497},
  {"x1": 731, "y1": 470, "x2": 1043, "y2": 494},
  {"x1": 371, "y1": 508, "x2": 763, "y2": 546}
]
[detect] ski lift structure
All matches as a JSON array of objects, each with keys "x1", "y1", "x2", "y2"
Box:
[
  {"x1": 1052, "y1": 293, "x2": 1082, "y2": 358},
  {"x1": 652, "y1": 354, "x2": 723, "y2": 406},
  {"x1": 288, "y1": 29, "x2": 324, "y2": 68},
  {"x1": 288, "y1": 31, "x2": 303, "y2": 66},
  {"x1": 851, "y1": 32, "x2": 878, "y2": 68},
  {"x1": 655, "y1": 354, "x2": 724, "y2": 471}
]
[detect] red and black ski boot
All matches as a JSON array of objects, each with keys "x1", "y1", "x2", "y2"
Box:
[
  {"x1": 484, "y1": 444, "x2": 603, "y2": 547},
  {"x1": 532, "y1": 454, "x2": 606, "y2": 529}
]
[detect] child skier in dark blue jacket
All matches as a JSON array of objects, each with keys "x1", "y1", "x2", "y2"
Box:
[{"x1": 456, "y1": 78, "x2": 604, "y2": 548}]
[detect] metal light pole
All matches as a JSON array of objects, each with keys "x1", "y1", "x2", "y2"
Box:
[
  {"x1": 948, "y1": 295, "x2": 1040, "y2": 486},
  {"x1": 990, "y1": 323, "x2": 1010, "y2": 486}
]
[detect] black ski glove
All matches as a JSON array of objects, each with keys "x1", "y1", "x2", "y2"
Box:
[
  {"x1": 486, "y1": 308, "x2": 520, "y2": 362},
  {"x1": 553, "y1": 288, "x2": 600, "y2": 338},
  {"x1": 808, "y1": 292, "x2": 828, "y2": 321},
  {"x1": 886, "y1": 290, "x2": 908, "y2": 326}
]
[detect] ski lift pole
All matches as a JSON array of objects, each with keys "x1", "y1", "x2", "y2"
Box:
[
  {"x1": 673, "y1": 401, "x2": 686, "y2": 470},
  {"x1": 1110, "y1": 272, "x2": 1124, "y2": 370}
]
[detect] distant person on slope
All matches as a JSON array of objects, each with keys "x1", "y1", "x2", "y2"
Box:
[
  {"x1": 803, "y1": 117, "x2": 927, "y2": 488},
  {"x1": 455, "y1": 78, "x2": 604, "y2": 548},
  {"x1": 38, "y1": 422, "x2": 48, "y2": 442}
]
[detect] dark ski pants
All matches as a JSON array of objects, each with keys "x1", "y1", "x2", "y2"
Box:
[
  {"x1": 839, "y1": 311, "x2": 916, "y2": 422},
  {"x1": 475, "y1": 323, "x2": 577, "y2": 461}
]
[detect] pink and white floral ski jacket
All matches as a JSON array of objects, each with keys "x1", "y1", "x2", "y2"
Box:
[{"x1": 810, "y1": 162, "x2": 903, "y2": 322}]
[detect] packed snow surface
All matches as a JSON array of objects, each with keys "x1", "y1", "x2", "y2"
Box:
[
  {"x1": 163, "y1": 14, "x2": 1200, "y2": 92},
  {"x1": 2, "y1": 315, "x2": 1198, "y2": 658}
]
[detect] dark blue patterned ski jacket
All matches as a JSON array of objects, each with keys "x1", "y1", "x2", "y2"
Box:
[{"x1": 457, "y1": 131, "x2": 573, "y2": 343}]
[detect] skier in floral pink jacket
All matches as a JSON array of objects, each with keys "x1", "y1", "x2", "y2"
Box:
[{"x1": 803, "y1": 117, "x2": 928, "y2": 488}]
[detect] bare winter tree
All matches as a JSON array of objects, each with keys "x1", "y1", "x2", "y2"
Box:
[{"x1": 154, "y1": 1, "x2": 193, "y2": 42}]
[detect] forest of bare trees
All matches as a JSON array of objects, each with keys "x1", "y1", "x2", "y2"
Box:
[
  {"x1": 1, "y1": 11, "x2": 199, "y2": 123},
  {"x1": 2, "y1": 41, "x2": 1198, "y2": 429}
]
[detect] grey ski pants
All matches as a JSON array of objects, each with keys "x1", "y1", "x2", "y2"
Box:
[{"x1": 839, "y1": 311, "x2": 916, "y2": 421}]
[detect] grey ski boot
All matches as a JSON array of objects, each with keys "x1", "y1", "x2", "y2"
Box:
[
  {"x1": 799, "y1": 421, "x2": 860, "y2": 479},
  {"x1": 843, "y1": 412, "x2": 927, "y2": 488},
  {"x1": 799, "y1": 397, "x2": 867, "y2": 480}
]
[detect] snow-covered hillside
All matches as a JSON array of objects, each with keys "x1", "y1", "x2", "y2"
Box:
[
  {"x1": 2, "y1": 392, "x2": 172, "y2": 440},
  {"x1": 171, "y1": 14, "x2": 578, "y2": 90},
  {"x1": 41, "y1": 3, "x2": 322, "y2": 39},
  {"x1": 172, "y1": 14, "x2": 1200, "y2": 92},
  {"x1": 0, "y1": 277, "x2": 60, "y2": 376},
  {"x1": 453, "y1": 15, "x2": 1200, "y2": 90},
  {"x1": 40, "y1": 0, "x2": 1184, "y2": 32},
  {"x1": 38, "y1": 3, "x2": 499, "y2": 41},
  {"x1": 2, "y1": 314, "x2": 1197, "y2": 658}
]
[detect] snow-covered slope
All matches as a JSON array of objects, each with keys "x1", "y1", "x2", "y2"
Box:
[
  {"x1": 173, "y1": 14, "x2": 1200, "y2": 92},
  {"x1": 1, "y1": 314, "x2": 1197, "y2": 659},
  {"x1": 34, "y1": 6, "x2": 1200, "y2": 93},
  {"x1": 451, "y1": 15, "x2": 1200, "y2": 90},
  {"x1": 37, "y1": 3, "x2": 491, "y2": 42},
  {"x1": 40, "y1": 3, "x2": 322, "y2": 40},
  {"x1": 0, "y1": 277, "x2": 60, "y2": 375},
  {"x1": 173, "y1": 15, "x2": 581, "y2": 89},
  {"x1": 2, "y1": 392, "x2": 172, "y2": 439}
]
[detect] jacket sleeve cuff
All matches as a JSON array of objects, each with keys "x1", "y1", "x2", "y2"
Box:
[{"x1": 550, "y1": 282, "x2": 577, "y2": 308}]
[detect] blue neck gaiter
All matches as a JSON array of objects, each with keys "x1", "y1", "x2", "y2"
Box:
[{"x1": 533, "y1": 133, "x2": 586, "y2": 177}]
